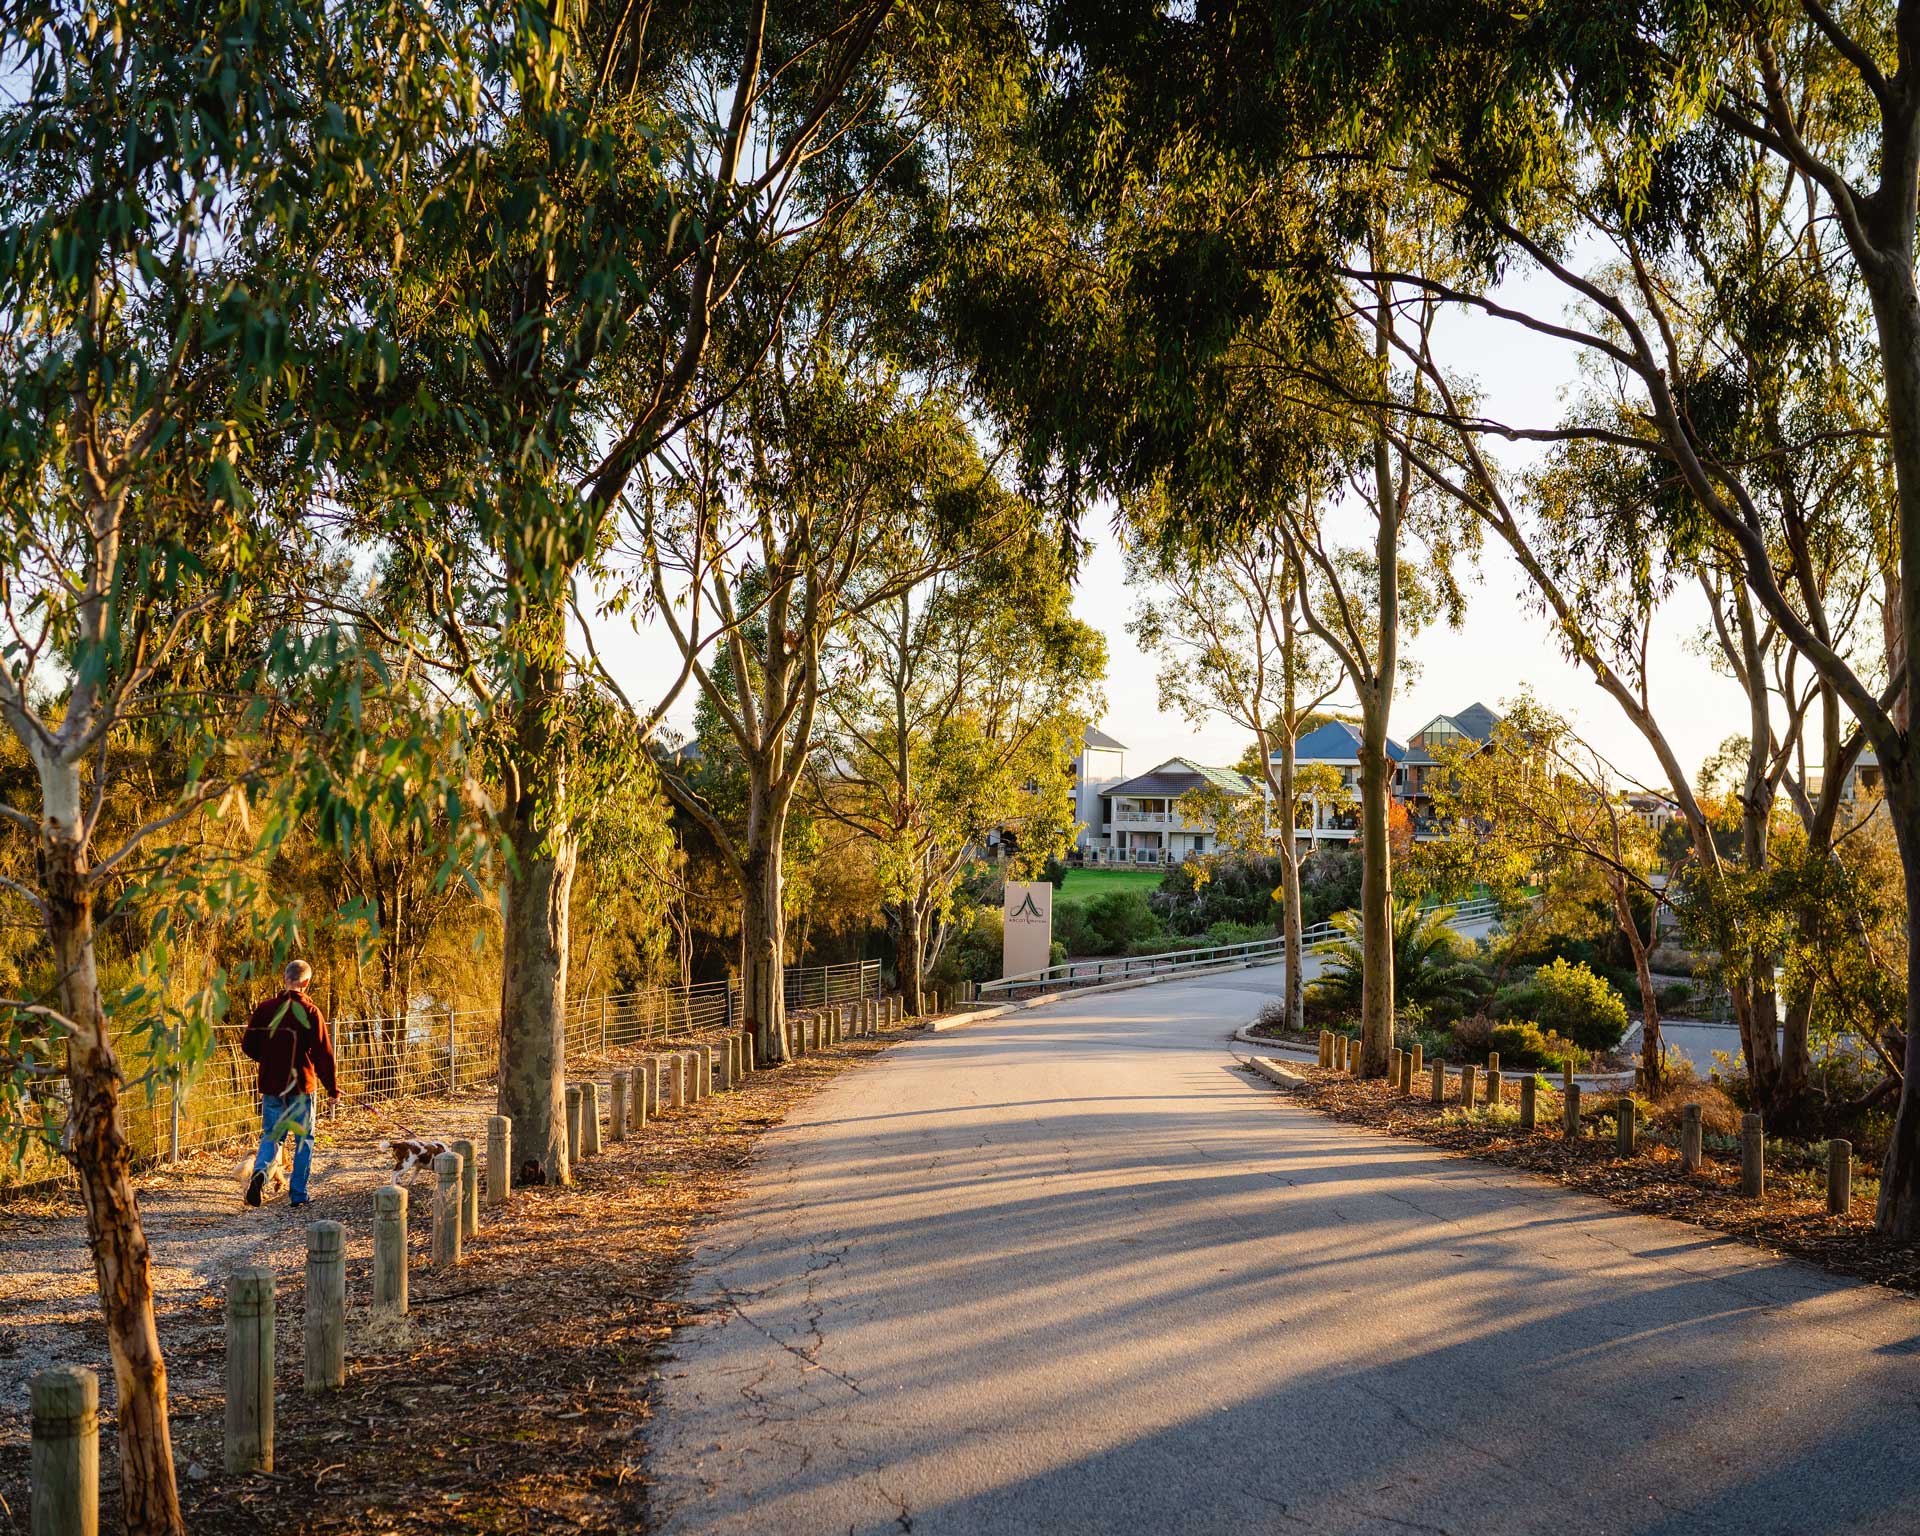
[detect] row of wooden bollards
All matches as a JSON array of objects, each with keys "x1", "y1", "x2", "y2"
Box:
[
  {"x1": 1316, "y1": 1031, "x2": 1851, "y2": 1213},
  {"x1": 28, "y1": 999, "x2": 915, "y2": 1533}
]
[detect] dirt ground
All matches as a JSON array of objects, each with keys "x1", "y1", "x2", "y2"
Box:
[
  {"x1": 1, "y1": 1023, "x2": 905, "y2": 1534},
  {"x1": 1264, "y1": 1059, "x2": 1920, "y2": 1295}
]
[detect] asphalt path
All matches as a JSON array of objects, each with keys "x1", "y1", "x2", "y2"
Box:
[{"x1": 647, "y1": 969, "x2": 1920, "y2": 1535}]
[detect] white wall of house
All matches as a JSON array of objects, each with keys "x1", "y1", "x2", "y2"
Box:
[{"x1": 1074, "y1": 743, "x2": 1127, "y2": 852}]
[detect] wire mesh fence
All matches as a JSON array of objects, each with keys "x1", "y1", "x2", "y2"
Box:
[{"x1": 7, "y1": 960, "x2": 882, "y2": 1193}]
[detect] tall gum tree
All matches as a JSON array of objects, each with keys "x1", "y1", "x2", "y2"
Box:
[
  {"x1": 815, "y1": 533, "x2": 1102, "y2": 1009},
  {"x1": 0, "y1": 0, "x2": 472, "y2": 1521},
  {"x1": 1126, "y1": 529, "x2": 1341, "y2": 1036},
  {"x1": 344, "y1": 0, "x2": 951, "y2": 1179}
]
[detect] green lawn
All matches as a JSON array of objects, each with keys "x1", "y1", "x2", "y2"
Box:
[{"x1": 1054, "y1": 866, "x2": 1165, "y2": 910}]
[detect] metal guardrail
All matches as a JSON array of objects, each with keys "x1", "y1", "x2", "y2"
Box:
[{"x1": 978, "y1": 898, "x2": 1504, "y2": 997}]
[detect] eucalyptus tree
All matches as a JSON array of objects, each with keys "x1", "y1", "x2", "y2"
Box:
[
  {"x1": 1127, "y1": 527, "x2": 1340, "y2": 1035},
  {"x1": 1421, "y1": 697, "x2": 1675, "y2": 1089},
  {"x1": 816, "y1": 528, "x2": 1103, "y2": 1009},
  {"x1": 0, "y1": 0, "x2": 476, "y2": 1521},
  {"x1": 969, "y1": 0, "x2": 1920, "y2": 1231},
  {"x1": 621, "y1": 333, "x2": 1014, "y2": 1061},
  {"x1": 338, "y1": 0, "x2": 994, "y2": 1177}
]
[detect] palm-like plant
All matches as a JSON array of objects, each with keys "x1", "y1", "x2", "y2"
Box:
[{"x1": 1309, "y1": 902, "x2": 1488, "y2": 1013}]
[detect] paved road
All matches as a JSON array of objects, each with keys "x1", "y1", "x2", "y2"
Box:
[{"x1": 647, "y1": 972, "x2": 1920, "y2": 1535}]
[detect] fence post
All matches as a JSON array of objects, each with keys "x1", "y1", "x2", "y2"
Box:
[
  {"x1": 224, "y1": 1267, "x2": 275, "y2": 1474},
  {"x1": 1741, "y1": 1113, "x2": 1765, "y2": 1197},
  {"x1": 601, "y1": 994, "x2": 609, "y2": 1055},
  {"x1": 447, "y1": 1010, "x2": 457, "y2": 1093},
  {"x1": 432, "y1": 1152, "x2": 462, "y2": 1268},
  {"x1": 1519, "y1": 1074, "x2": 1537, "y2": 1131},
  {"x1": 1679, "y1": 1103, "x2": 1702, "y2": 1172},
  {"x1": 1563, "y1": 1082, "x2": 1582, "y2": 1139},
  {"x1": 487, "y1": 1115, "x2": 512, "y2": 1207},
  {"x1": 168, "y1": 1062, "x2": 181, "y2": 1169},
  {"x1": 304, "y1": 1221, "x2": 346, "y2": 1394},
  {"x1": 452, "y1": 1137, "x2": 479, "y2": 1236},
  {"x1": 580, "y1": 1082, "x2": 602, "y2": 1157},
  {"x1": 30, "y1": 1366, "x2": 98, "y2": 1536},
  {"x1": 1828, "y1": 1138, "x2": 1852, "y2": 1216},
  {"x1": 373, "y1": 1185, "x2": 407, "y2": 1313}
]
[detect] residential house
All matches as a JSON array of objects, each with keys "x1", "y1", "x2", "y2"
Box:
[
  {"x1": 1071, "y1": 727, "x2": 1129, "y2": 857},
  {"x1": 1098, "y1": 758, "x2": 1257, "y2": 864},
  {"x1": 1276, "y1": 702, "x2": 1505, "y2": 845}
]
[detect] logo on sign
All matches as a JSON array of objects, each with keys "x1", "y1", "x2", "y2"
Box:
[{"x1": 1010, "y1": 891, "x2": 1044, "y2": 921}]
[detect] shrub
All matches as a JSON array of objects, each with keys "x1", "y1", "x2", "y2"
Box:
[
  {"x1": 1655, "y1": 981, "x2": 1692, "y2": 1012},
  {"x1": 1450, "y1": 1014, "x2": 1494, "y2": 1058},
  {"x1": 1494, "y1": 958, "x2": 1628, "y2": 1051},
  {"x1": 1254, "y1": 998, "x2": 1291, "y2": 1034},
  {"x1": 1077, "y1": 889, "x2": 1163, "y2": 955},
  {"x1": 1487, "y1": 1020, "x2": 1588, "y2": 1072}
]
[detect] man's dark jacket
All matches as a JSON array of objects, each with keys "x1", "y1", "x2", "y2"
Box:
[{"x1": 240, "y1": 989, "x2": 338, "y2": 1099}]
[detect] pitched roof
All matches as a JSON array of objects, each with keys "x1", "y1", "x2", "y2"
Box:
[
  {"x1": 1292, "y1": 720, "x2": 1405, "y2": 763},
  {"x1": 1450, "y1": 701, "x2": 1502, "y2": 742},
  {"x1": 1083, "y1": 725, "x2": 1128, "y2": 751},
  {"x1": 1100, "y1": 757, "x2": 1255, "y2": 800}
]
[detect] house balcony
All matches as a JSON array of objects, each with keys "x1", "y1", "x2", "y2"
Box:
[{"x1": 1111, "y1": 811, "x2": 1179, "y2": 828}]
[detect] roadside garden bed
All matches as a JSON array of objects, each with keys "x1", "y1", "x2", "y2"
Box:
[{"x1": 1264, "y1": 1061, "x2": 1920, "y2": 1295}]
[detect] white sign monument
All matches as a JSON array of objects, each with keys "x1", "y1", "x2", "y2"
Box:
[{"x1": 1002, "y1": 880, "x2": 1054, "y2": 980}]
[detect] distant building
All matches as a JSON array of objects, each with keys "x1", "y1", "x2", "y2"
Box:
[
  {"x1": 1097, "y1": 758, "x2": 1257, "y2": 864},
  {"x1": 1071, "y1": 726, "x2": 1129, "y2": 857},
  {"x1": 1626, "y1": 792, "x2": 1680, "y2": 832},
  {"x1": 1280, "y1": 702, "x2": 1505, "y2": 845}
]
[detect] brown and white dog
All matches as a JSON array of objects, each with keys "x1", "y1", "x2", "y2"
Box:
[
  {"x1": 379, "y1": 1134, "x2": 453, "y2": 1185},
  {"x1": 236, "y1": 1143, "x2": 291, "y2": 1202}
]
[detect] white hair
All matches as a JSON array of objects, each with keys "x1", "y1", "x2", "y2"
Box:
[{"x1": 284, "y1": 959, "x2": 313, "y2": 989}]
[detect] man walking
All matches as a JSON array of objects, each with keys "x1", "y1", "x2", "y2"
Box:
[{"x1": 241, "y1": 959, "x2": 338, "y2": 1208}]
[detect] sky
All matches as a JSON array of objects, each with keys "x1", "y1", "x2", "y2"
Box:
[{"x1": 588, "y1": 264, "x2": 1761, "y2": 796}]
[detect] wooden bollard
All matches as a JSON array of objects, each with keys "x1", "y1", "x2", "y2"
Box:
[
  {"x1": 1562, "y1": 1060, "x2": 1574, "y2": 1096},
  {"x1": 714, "y1": 1042, "x2": 732, "y2": 1092},
  {"x1": 432, "y1": 1151, "x2": 462, "y2": 1269},
  {"x1": 1460, "y1": 1063, "x2": 1477, "y2": 1111},
  {"x1": 373, "y1": 1185, "x2": 407, "y2": 1313},
  {"x1": 1679, "y1": 1103, "x2": 1702, "y2": 1173},
  {"x1": 486, "y1": 1115, "x2": 512, "y2": 1207},
  {"x1": 697, "y1": 1044, "x2": 714, "y2": 1095},
  {"x1": 1563, "y1": 1081, "x2": 1582, "y2": 1139},
  {"x1": 1740, "y1": 1113, "x2": 1765, "y2": 1197},
  {"x1": 1519, "y1": 1074, "x2": 1537, "y2": 1131},
  {"x1": 451, "y1": 1137, "x2": 479, "y2": 1237},
  {"x1": 642, "y1": 1056, "x2": 661, "y2": 1115},
  {"x1": 30, "y1": 1366, "x2": 98, "y2": 1536},
  {"x1": 1389, "y1": 1048, "x2": 1403, "y2": 1089},
  {"x1": 681, "y1": 1049, "x2": 701, "y2": 1101},
  {"x1": 224, "y1": 1266, "x2": 275, "y2": 1474},
  {"x1": 609, "y1": 1072, "x2": 629, "y2": 1141},
  {"x1": 1429, "y1": 1060, "x2": 1445, "y2": 1105},
  {"x1": 1485, "y1": 1066, "x2": 1501, "y2": 1108},
  {"x1": 1616, "y1": 1098, "x2": 1636, "y2": 1157},
  {"x1": 580, "y1": 1082, "x2": 602, "y2": 1156},
  {"x1": 1828, "y1": 1138, "x2": 1852, "y2": 1215},
  {"x1": 744, "y1": 1031, "x2": 757, "y2": 1072},
  {"x1": 672, "y1": 1054, "x2": 689, "y2": 1108},
  {"x1": 565, "y1": 1085, "x2": 583, "y2": 1162},
  {"x1": 1397, "y1": 1049, "x2": 1413, "y2": 1095},
  {"x1": 1410, "y1": 1042, "x2": 1423, "y2": 1079},
  {"x1": 304, "y1": 1221, "x2": 346, "y2": 1394},
  {"x1": 1486, "y1": 1050, "x2": 1501, "y2": 1078},
  {"x1": 1317, "y1": 1031, "x2": 1330, "y2": 1068}
]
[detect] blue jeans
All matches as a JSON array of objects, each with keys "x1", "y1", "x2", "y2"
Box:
[{"x1": 253, "y1": 1092, "x2": 313, "y2": 1201}]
